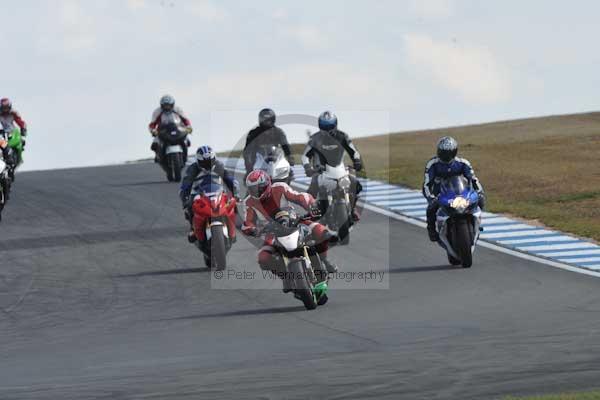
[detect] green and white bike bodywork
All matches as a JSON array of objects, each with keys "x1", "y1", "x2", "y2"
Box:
[{"x1": 6, "y1": 128, "x2": 24, "y2": 166}]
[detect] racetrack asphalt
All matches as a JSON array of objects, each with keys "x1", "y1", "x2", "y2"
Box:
[{"x1": 1, "y1": 162, "x2": 600, "y2": 399}]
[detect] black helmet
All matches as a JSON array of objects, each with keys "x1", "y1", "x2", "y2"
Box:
[
  {"x1": 258, "y1": 108, "x2": 276, "y2": 128},
  {"x1": 318, "y1": 111, "x2": 338, "y2": 132},
  {"x1": 160, "y1": 95, "x2": 175, "y2": 112},
  {"x1": 437, "y1": 136, "x2": 458, "y2": 163},
  {"x1": 196, "y1": 145, "x2": 215, "y2": 170}
]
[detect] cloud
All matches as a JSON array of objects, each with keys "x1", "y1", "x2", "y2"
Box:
[
  {"x1": 284, "y1": 25, "x2": 328, "y2": 49},
  {"x1": 403, "y1": 33, "x2": 511, "y2": 103},
  {"x1": 52, "y1": 1, "x2": 97, "y2": 52},
  {"x1": 408, "y1": 0, "x2": 454, "y2": 19},
  {"x1": 188, "y1": 1, "x2": 228, "y2": 21},
  {"x1": 127, "y1": 0, "x2": 146, "y2": 11}
]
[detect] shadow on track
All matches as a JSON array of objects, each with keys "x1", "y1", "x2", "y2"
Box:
[
  {"x1": 0, "y1": 227, "x2": 184, "y2": 252},
  {"x1": 162, "y1": 306, "x2": 306, "y2": 320},
  {"x1": 388, "y1": 265, "x2": 461, "y2": 274},
  {"x1": 116, "y1": 267, "x2": 209, "y2": 278}
]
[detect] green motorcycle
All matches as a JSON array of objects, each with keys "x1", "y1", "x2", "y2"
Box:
[{"x1": 6, "y1": 128, "x2": 24, "y2": 166}]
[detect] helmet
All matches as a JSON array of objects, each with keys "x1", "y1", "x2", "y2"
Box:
[
  {"x1": 437, "y1": 136, "x2": 458, "y2": 163},
  {"x1": 318, "y1": 111, "x2": 337, "y2": 132},
  {"x1": 0, "y1": 98, "x2": 12, "y2": 115},
  {"x1": 258, "y1": 108, "x2": 276, "y2": 128},
  {"x1": 246, "y1": 170, "x2": 272, "y2": 200},
  {"x1": 160, "y1": 95, "x2": 175, "y2": 112},
  {"x1": 196, "y1": 145, "x2": 215, "y2": 170}
]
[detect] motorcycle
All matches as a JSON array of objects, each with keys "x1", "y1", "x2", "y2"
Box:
[
  {"x1": 156, "y1": 115, "x2": 189, "y2": 182},
  {"x1": 260, "y1": 208, "x2": 329, "y2": 310},
  {"x1": 436, "y1": 176, "x2": 482, "y2": 268},
  {"x1": 0, "y1": 154, "x2": 11, "y2": 222},
  {"x1": 315, "y1": 162, "x2": 353, "y2": 245},
  {"x1": 191, "y1": 174, "x2": 237, "y2": 270},
  {"x1": 1, "y1": 128, "x2": 23, "y2": 181},
  {"x1": 253, "y1": 144, "x2": 292, "y2": 183}
]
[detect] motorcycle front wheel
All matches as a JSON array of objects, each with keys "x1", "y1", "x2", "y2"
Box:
[
  {"x1": 166, "y1": 152, "x2": 183, "y2": 182},
  {"x1": 453, "y1": 219, "x2": 474, "y2": 268},
  {"x1": 210, "y1": 225, "x2": 228, "y2": 271},
  {"x1": 288, "y1": 260, "x2": 317, "y2": 310}
]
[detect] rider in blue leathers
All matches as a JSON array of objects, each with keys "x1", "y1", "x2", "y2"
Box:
[
  {"x1": 180, "y1": 146, "x2": 238, "y2": 242},
  {"x1": 423, "y1": 136, "x2": 485, "y2": 242}
]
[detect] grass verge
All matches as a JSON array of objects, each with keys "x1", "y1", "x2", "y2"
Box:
[{"x1": 505, "y1": 390, "x2": 600, "y2": 400}]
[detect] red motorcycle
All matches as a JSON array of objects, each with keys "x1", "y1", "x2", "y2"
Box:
[{"x1": 191, "y1": 175, "x2": 238, "y2": 270}]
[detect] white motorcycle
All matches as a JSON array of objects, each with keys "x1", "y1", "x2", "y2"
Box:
[
  {"x1": 315, "y1": 162, "x2": 353, "y2": 245},
  {"x1": 0, "y1": 157, "x2": 12, "y2": 222},
  {"x1": 253, "y1": 144, "x2": 292, "y2": 183}
]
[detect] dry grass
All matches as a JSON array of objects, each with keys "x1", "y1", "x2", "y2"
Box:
[{"x1": 504, "y1": 391, "x2": 600, "y2": 400}]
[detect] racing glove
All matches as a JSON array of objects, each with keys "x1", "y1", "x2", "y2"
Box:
[
  {"x1": 353, "y1": 158, "x2": 363, "y2": 172},
  {"x1": 20, "y1": 128, "x2": 27, "y2": 137},
  {"x1": 287, "y1": 156, "x2": 296, "y2": 167},
  {"x1": 309, "y1": 203, "x2": 322, "y2": 219},
  {"x1": 304, "y1": 164, "x2": 315, "y2": 177}
]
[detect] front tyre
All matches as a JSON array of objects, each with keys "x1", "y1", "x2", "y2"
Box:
[
  {"x1": 454, "y1": 219, "x2": 474, "y2": 268},
  {"x1": 289, "y1": 260, "x2": 317, "y2": 310},
  {"x1": 210, "y1": 225, "x2": 228, "y2": 271},
  {"x1": 334, "y1": 202, "x2": 351, "y2": 246},
  {"x1": 167, "y1": 152, "x2": 183, "y2": 182}
]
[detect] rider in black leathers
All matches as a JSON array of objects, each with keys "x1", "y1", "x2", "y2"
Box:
[
  {"x1": 243, "y1": 108, "x2": 295, "y2": 177},
  {"x1": 301, "y1": 111, "x2": 363, "y2": 221}
]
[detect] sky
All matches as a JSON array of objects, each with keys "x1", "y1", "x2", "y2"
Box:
[{"x1": 2, "y1": 0, "x2": 600, "y2": 171}]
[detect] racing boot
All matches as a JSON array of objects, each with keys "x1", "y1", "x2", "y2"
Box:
[
  {"x1": 187, "y1": 230, "x2": 197, "y2": 243},
  {"x1": 427, "y1": 224, "x2": 439, "y2": 242},
  {"x1": 321, "y1": 257, "x2": 338, "y2": 274}
]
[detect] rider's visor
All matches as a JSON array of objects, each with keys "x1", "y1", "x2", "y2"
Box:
[{"x1": 247, "y1": 182, "x2": 268, "y2": 198}]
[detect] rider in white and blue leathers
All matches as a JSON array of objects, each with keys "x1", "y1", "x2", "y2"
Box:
[{"x1": 423, "y1": 136, "x2": 485, "y2": 242}]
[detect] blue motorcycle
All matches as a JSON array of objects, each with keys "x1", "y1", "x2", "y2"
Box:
[{"x1": 436, "y1": 176, "x2": 482, "y2": 268}]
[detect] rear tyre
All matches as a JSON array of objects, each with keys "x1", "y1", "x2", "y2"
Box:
[
  {"x1": 454, "y1": 220, "x2": 474, "y2": 268},
  {"x1": 334, "y1": 202, "x2": 351, "y2": 246},
  {"x1": 210, "y1": 225, "x2": 227, "y2": 271},
  {"x1": 289, "y1": 260, "x2": 317, "y2": 310}
]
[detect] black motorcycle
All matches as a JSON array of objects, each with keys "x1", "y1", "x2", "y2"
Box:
[{"x1": 157, "y1": 122, "x2": 189, "y2": 182}]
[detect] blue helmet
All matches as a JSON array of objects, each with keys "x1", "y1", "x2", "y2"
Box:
[
  {"x1": 318, "y1": 111, "x2": 338, "y2": 132},
  {"x1": 196, "y1": 145, "x2": 215, "y2": 169}
]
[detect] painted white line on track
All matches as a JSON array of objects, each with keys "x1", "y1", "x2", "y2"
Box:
[
  {"x1": 515, "y1": 242, "x2": 596, "y2": 252},
  {"x1": 559, "y1": 257, "x2": 600, "y2": 263},
  {"x1": 499, "y1": 236, "x2": 574, "y2": 245},
  {"x1": 537, "y1": 249, "x2": 600, "y2": 257},
  {"x1": 481, "y1": 230, "x2": 556, "y2": 239},
  {"x1": 480, "y1": 224, "x2": 537, "y2": 232}
]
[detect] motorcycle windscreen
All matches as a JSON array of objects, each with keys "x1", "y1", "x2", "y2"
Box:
[
  {"x1": 440, "y1": 176, "x2": 470, "y2": 197},
  {"x1": 193, "y1": 174, "x2": 225, "y2": 196},
  {"x1": 276, "y1": 230, "x2": 300, "y2": 252},
  {"x1": 256, "y1": 145, "x2": 284, "y2": 163}
]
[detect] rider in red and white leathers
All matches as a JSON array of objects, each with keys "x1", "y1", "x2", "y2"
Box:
[
  {"x1": 148, "y1": 95, "x2": 192, "y2": 161},
  {"x1": 242, "y1": 170, "x2": 338, "y2": 274}
]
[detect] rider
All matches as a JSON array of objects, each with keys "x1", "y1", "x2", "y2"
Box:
[
  {"x1": 148, "y1": 95, "x2": 192, "y2": 162},
  {"x1": 302, "y1": 111, "x2": 363, "y2": 221},
  {"x1": 242, "y1": 170, "x2": 338, "y2": 282},
  {"x1": 243, "y1": 108, "x2": 295, "y2": 176},
  {"x1": 180, "y1": 145, "x2": 238, "y2": 242},
  {"x1": 423, "y1": 136, "x2": 486, "y2": 242},
  {"x1": 0, "y1": 98, "x2": 27, "y2": 148}
]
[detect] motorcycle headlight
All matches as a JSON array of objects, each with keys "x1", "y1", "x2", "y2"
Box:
[
  {"x1": 338, "y1": 176, "x2": 351, "y2": 190},
  {"x1": 450, "y1": 196, "x2": 470, "y2": 213}
]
